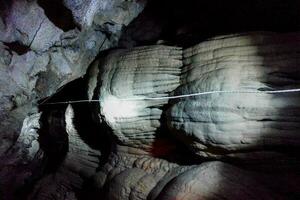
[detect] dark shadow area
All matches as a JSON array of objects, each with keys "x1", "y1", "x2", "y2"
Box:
[
  {"x1": 0, "y1": 0, "x2": 12, "y2": 21},
  {"x1": 172, "y1": 34, "x2": 300, "y2": 199},
  {"x1": 38, "y1": 106, "x2": 69, "y2": 173},
  {"x1": 4, "y1": 41, "x2": 31, "y2": 55},
  {"x1": 78, "y1": 49, "x2": 115, "y2": 164},
  {"x1": 154, "y1": 103, "x2": 203, "y2": 165},
  {"x1": 8, "y1": 105, "x2": 68, "y2": 200},
  {"x1": 38, "y1": 77, "x2": 112, "y2": 159},
  {"x1": 120, "y1": 0, "x2": 300, "y2": 48},
  {"x1": 235, "y1": 36, "x2": 300, "y2": 199},
  {"x1": 35, "y1": 78, "x2": 112, "y2": 199},
  {"x1": 37, "y1": 0, "x2": 78, "y2": 31}
]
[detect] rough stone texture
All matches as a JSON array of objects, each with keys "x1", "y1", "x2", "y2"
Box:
[
  {"x1": 167, "y1": 32, "x2": 300, "y2": 159},
  {"x1": 0, "y1": 112, "x2": 44, "y2": 200},
  {"x1": 0, "y1": 0, "x2": 146, "y2": 151},
  {"x1": 64, "y1": 0, "x2": 145, "y2": 28},
  {"x1": 90, "y1": 33, "x2": 300, "y2": 199},
  {"x1": 0, "y1": 0, "x2": 63, "y2": 51},
  {"x1": 0, "y1": 40, "x2": 98, "y2": 159},
  {"x1": 27, "y1": 105, "x2": 101, "y2": 200},
  {"x1": 119, "y1": 0, "x2": 300, "y2": 48},
  {"x1": 17, "y1": 113, "x2": 42, "y2": 163},
  {"x1": 64, "y1": 104, "x2": 100, "y2": 178},
  {"x1": 0, "y1": 46, "x2": 40, "y2": 155},
  {"x1": 94, "y1": 148, "x2": 293, "y2": 200},
  {"x1": 155, "y1": 161, "x2": 276, "y2": 200},
  {"x1": 0, "y1": 0, "x2": 146, "y2": 199},
  {"x1": 1, "y1": 0, "x2": 300, "y2": 198},
  {"x1": 93, "y1": 45, "x2": 182, "y2": 151},
  {"x1": 94, "y1": 147, "x2": 182, "y2": 200}
]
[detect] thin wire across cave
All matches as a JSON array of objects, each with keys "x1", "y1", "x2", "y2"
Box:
[{"x1": 39, "y1": 88, "x2": 300, "y2": 105}]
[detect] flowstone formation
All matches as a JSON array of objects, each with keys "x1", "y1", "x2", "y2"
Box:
[
  {"x1": 1, "y1": 0, "x2": 300, "y2": 199},
  {"x1": 87, "y1": 33, "x2": 300, "y2": 199}
]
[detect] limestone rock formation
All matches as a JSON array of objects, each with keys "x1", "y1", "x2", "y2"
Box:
[
  {"x1": 154, "y1": 161, "x2": 276, "y2": 200},
  {"x1": 167, "y1": 32, "x2": 300, "y2": 159},
  {"x1": 89, "y1": 32, "x2": 300, "y2": 199},
  {"x1": 1, "y1": 0, "x2": 300, "y2": 198},
  {"x1": 90, "y1": 45, "x2": 182, "y2": 151},
  {"x1": 27, "y1": 105, "x2": 101, "y2": 200},
  {"x1": 0, "y1": 0, "x2": 146, "y2": 199}
]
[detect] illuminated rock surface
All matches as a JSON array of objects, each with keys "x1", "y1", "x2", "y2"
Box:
[
  {"x1": 92, "y1": 45, "x2": 182, "y2": 150},
  {"x1": 0, "y1": 0, "x2": 145, "y2": 199},
  {"x1": 93, "y1": 33, "x2": 300, "y2": 200},
  {"x1": 1, "y1": 0, "x2": 300, "y2": 199},
  {"x1": 167, "y1": 32, "x2": 300, "y2": 159}
]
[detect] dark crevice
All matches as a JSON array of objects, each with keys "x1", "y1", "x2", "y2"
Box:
[
  {"x1": 120, "y1": 0, "x2": 300, "y2": 48},
  {"x1": 3, "y1": 41, "x2": 31, "y2": 55},
  {"x1": 38, "y1": 77, "x2": 113, "y2": 165},
  {"x1": 38, "y1": 78, "x2": 112, "y2": 159},
  {"x1": 0, "y1": 0, "x2": 13, "y2": 21},
  {"x1": 155, "y1": 103, "x2": 203, "y2": 165},
  {"x1": 17, "y1": 106, "x2": 69, "y2": 199},
  {"x1": 37, "y1": 78, "x2": 112, "y2": 199},
  {"x1": 38, "y1": 108, "x2": 68, "y2": 173},
  {"x1": 37, "y1": 0, "x2": 78, "y2": 31}
]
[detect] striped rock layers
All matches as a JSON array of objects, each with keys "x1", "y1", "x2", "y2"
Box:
[
  {"x1": 87, "y1": 45, "x2": 182, "y2": 151},
  {"x1": 167, "y1": 32, "x2": 300, "y2": 159},
  {"x1": 87, "y1": 33, "x2": 300, "y2": 200}
]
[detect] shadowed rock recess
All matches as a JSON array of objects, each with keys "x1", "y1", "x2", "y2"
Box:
[{"x1": 0, "y1": 0, "x2": 300, "y2": 199}]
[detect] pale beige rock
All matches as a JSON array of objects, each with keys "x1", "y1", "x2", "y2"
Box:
[
  {"x1": 155, "y1": 161, "x2": 277, "y2": 200},
  {"x1": 64, "y1": 104, "x2": 100, "y2": 178},
  {"x1": 93, "y1": 45, "x2": 182, "y2": 150},
  {"x1": 17, "y1": 113, "x2": 42, "y2": 162},
  {"x1": 95, "y1": 151, "x2": 284, "y2": 200},
  {"x1": 93, "y1": 146, "x2": 181, "y2": 200},
  {"x1": 89, "y1": 34, "x2": 300, "y2": 200},
  {"x1": 167, "y1": 32, "x2": 300, "y2": 159}
]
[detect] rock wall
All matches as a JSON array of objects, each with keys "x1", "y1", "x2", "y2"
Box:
[
  {"x1": 0, "y1": 0, "x2": 146, "y2": 199},
  {"x1": 1, "y1": 0, "x2": 300, "y2": 199},
  {"x1": 167, "y1": 32, "x2": 300, "y2": 159},
  {"x1": 88, "y1": 33, "x2": 300, "y2": 199}
]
